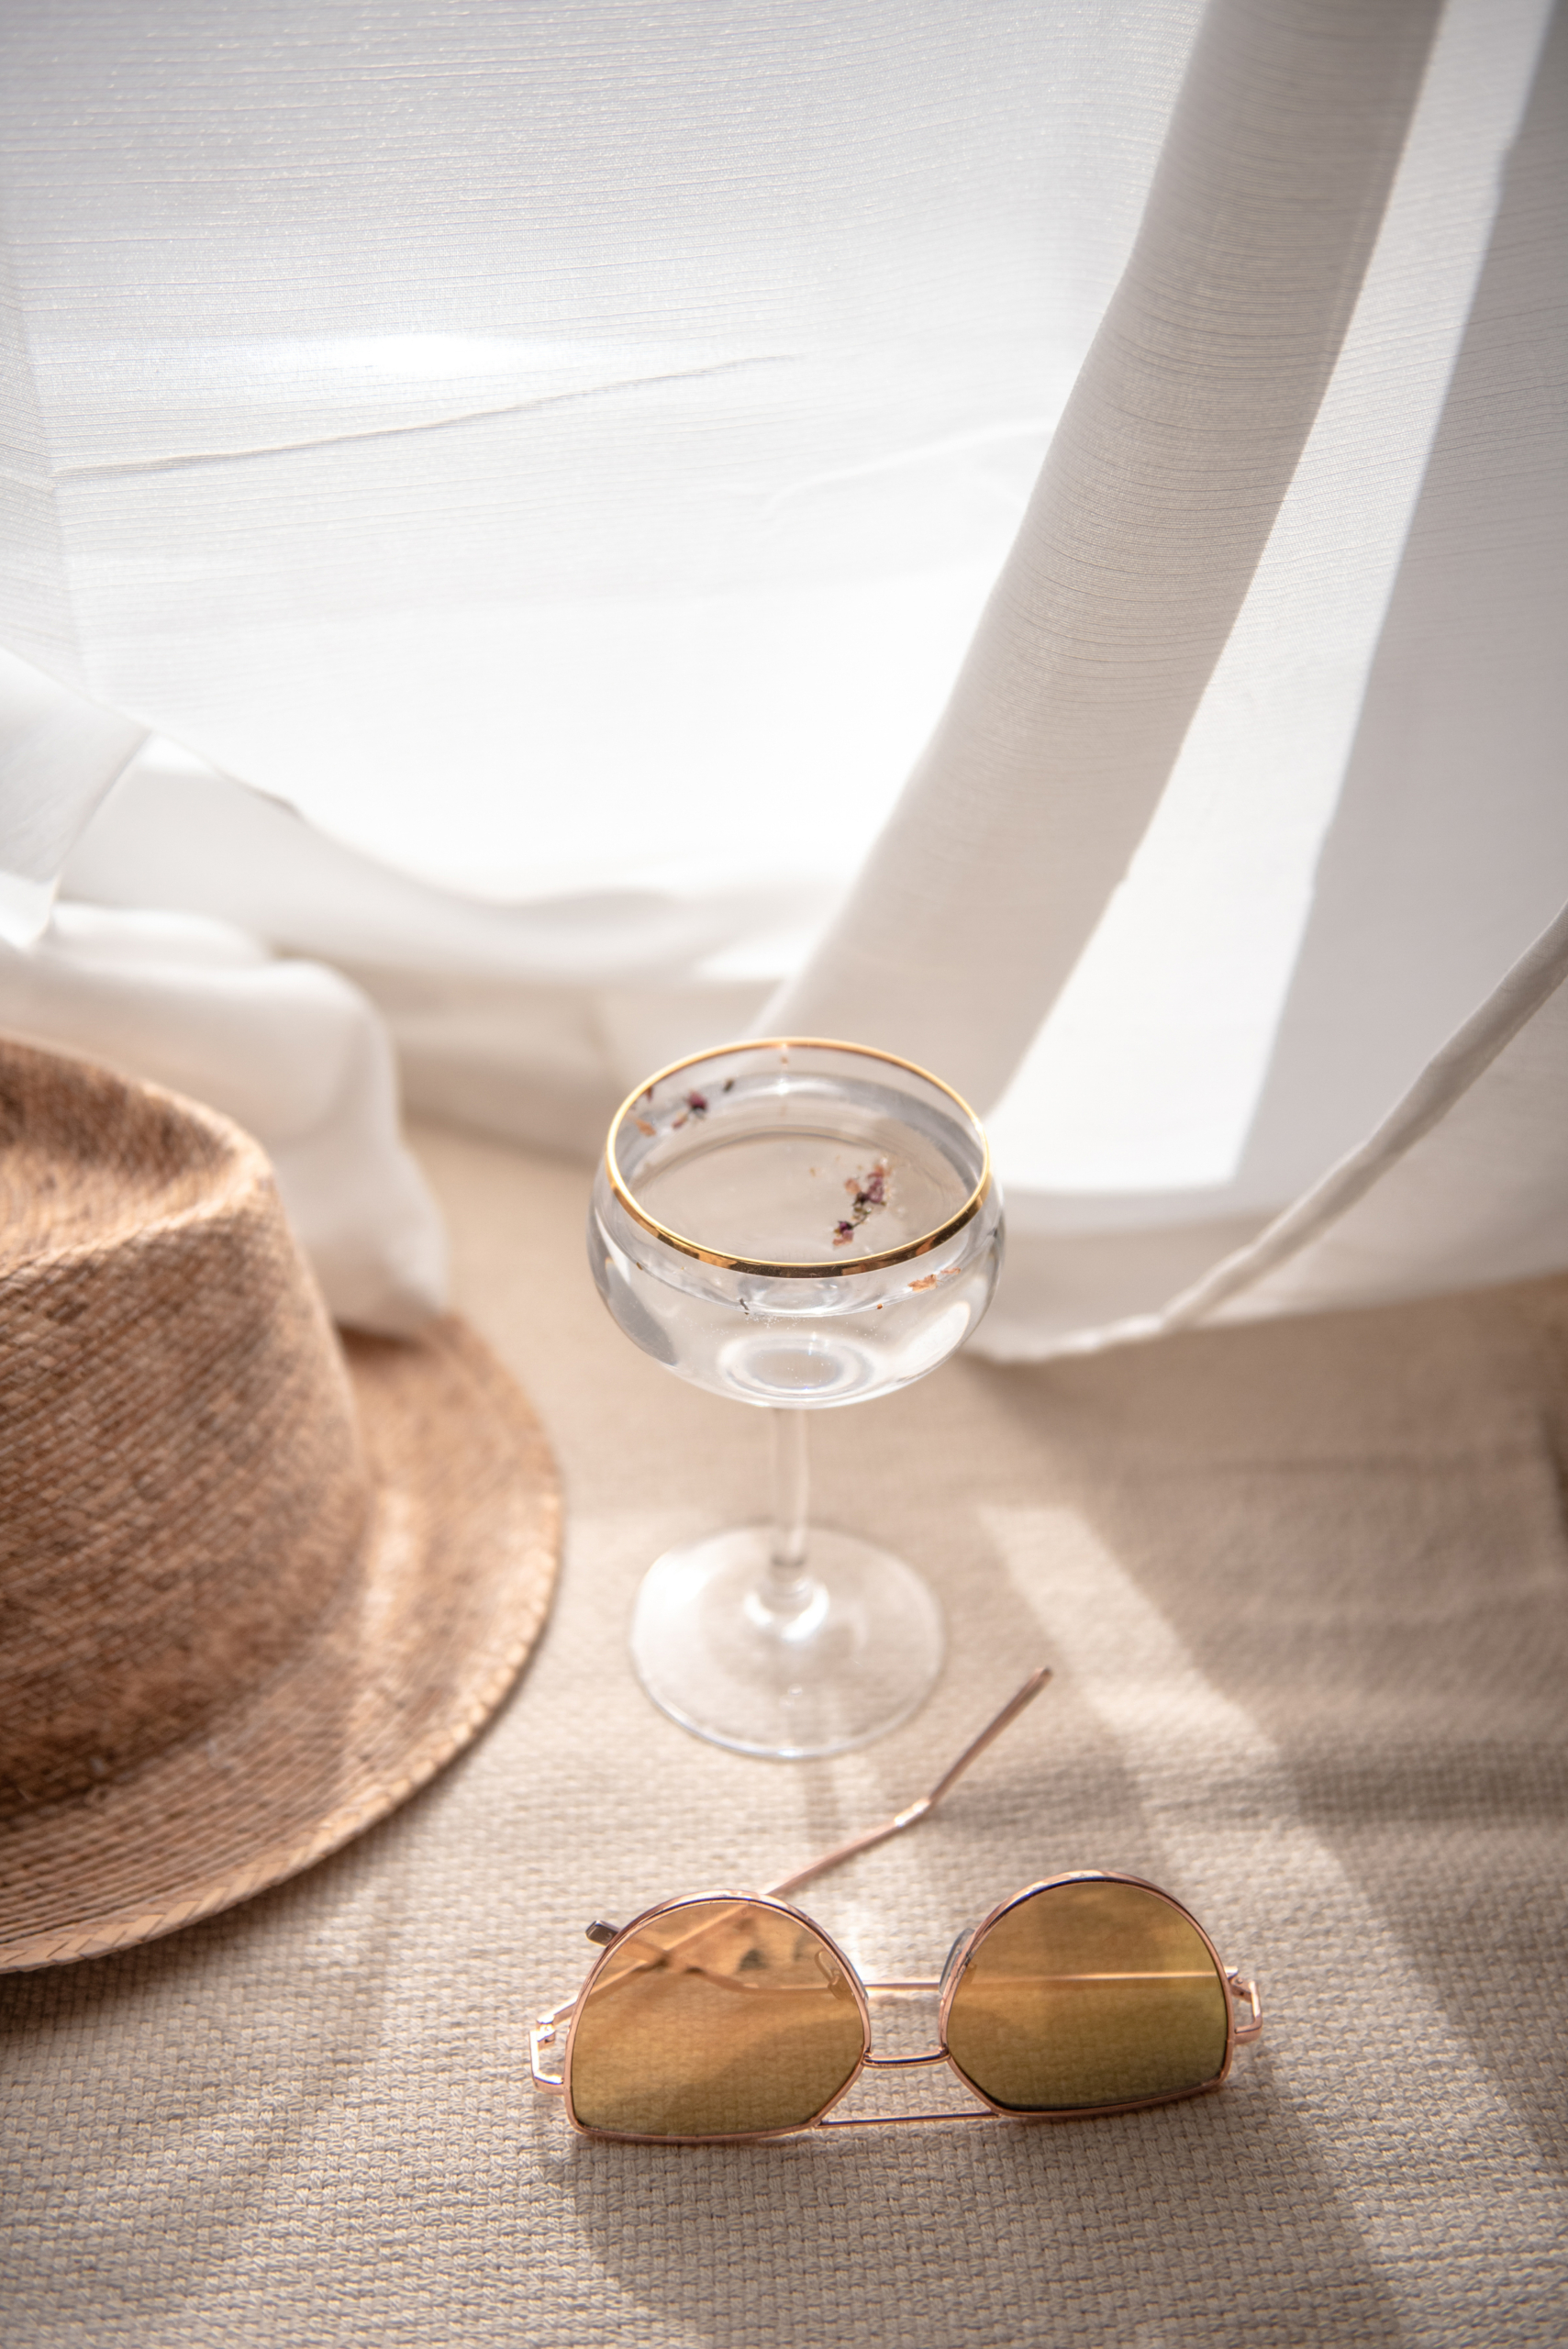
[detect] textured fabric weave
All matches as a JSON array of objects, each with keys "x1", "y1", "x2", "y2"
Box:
[{"x1": 4, "y1": 1124, "x2": 1565, "y2": 2345}]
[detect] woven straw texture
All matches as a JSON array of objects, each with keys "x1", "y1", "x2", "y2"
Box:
[
  {"x1": 4, "y1": 1120, "x2": 1567, "y2": 2346},
  {"x1": 0, "y1": 1041, "x2": 561, "y2": 1966}
]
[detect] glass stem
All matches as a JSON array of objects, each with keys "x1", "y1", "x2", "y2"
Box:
[{"x1": 766, "y1": 1407, "x2": 814, "y2": 1613}]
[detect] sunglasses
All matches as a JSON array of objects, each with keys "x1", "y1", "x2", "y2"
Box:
[{"x1": 531, "y1": 1669, "x2": 1263, "y2": 2143}]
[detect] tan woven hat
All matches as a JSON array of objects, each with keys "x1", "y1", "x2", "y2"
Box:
[{"x1": 0, "y1": 1033, "x2": 561, "y2": 1970}]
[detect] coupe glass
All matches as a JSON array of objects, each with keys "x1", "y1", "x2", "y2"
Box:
[{"x1": 588, "y1": 1038, "x2": 1003, "y2": 1759}]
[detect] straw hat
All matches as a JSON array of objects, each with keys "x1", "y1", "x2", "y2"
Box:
[{"x1": 0, "y1": 1034, "x2": 561, "y2": 1970}]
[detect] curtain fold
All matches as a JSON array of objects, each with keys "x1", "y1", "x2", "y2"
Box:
[
  {"x1": 1233, "y1": 0, "x2": 1568, "y2": 1209},
  {"x1": 0, "y1": 652, "x2": 145, "y2": 946},
  {"x1": 767, "y1": 0, "x2": 1443, "y2": 1109},
  {"x1": 1170, "y1": 895, "x2": 1568, "y2": 1328},
  {"x1": 972, "y1": 0, "x2": 1568, "y2": 1355}
]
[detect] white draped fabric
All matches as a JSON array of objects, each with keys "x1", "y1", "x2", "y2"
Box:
[
  {"x1": 1, "y1": 0, "x2": 1563, "y2": 1349},
  {"x1": 0, "y1": 901, "x2": 445, "y2": 1333}
]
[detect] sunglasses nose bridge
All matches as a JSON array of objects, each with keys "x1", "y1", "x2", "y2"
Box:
[{"x1": 862, "y1": 1982, "x2": 949, "y2": 2069}]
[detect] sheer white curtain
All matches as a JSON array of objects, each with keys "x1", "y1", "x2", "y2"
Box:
[{"x1": 1, "y1": 0, "x2": 1563, "y2": 1347}]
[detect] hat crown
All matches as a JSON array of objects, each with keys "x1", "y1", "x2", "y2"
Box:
[{"x1": 0, "y1": 1039, "x2": 370, "y2": 1814}]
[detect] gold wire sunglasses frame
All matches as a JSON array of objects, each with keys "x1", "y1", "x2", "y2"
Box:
[{"x1": 530, "y1": 1671, "x2": 1264, "y2": 2143}]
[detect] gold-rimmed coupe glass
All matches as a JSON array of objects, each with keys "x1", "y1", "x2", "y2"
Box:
[{"x1": 588, "y1": 1038, "x2": 1004, "y2": 1758}]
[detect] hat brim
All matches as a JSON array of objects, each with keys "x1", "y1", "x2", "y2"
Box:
[{"x1": 0, "y1": 1315, "x2": 561, "y2": 1969}]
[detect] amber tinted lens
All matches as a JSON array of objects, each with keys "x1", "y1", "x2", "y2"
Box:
[
  {"x1": 568, "y1": 1898, "x2": 867, "y2": 2139},
  {"x1": 946, "y1": 1879, "x2": 1229, "y2": 2112}
]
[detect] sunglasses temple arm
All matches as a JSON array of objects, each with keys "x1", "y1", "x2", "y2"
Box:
[{"x1": 761, "y1": 1666, "x2": 1052, "y2": 1900}]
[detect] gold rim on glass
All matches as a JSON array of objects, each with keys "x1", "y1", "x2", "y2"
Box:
[{"x1": 603, "y1": 1037, "x2": 993, "y2": 1279}]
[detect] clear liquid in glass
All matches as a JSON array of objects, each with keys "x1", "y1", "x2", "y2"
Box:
[
  {"x1": 594, "y1": 1062, "x2": 998, "y2": 1408},
  {"x1": 588, "y1": 1040, "x2": 1003, "y2": 1757}
]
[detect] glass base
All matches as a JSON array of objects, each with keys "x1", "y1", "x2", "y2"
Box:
[{"x1": 628, "y1": 1525, "x2": 945, "y2": 1760}]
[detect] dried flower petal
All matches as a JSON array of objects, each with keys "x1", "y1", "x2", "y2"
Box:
[{"x1": 832, "y1": 1158, "x2": 894, "y2": 1242}]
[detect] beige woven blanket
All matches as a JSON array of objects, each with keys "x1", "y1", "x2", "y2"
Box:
[{"x1": 5, "y1": 1124, "x2": 1566, "y2": 2347}]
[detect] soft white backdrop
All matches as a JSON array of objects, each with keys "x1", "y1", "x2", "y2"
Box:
[{"x1": 1, "y1": 0, "x2": 1563, "y2": 1348}]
